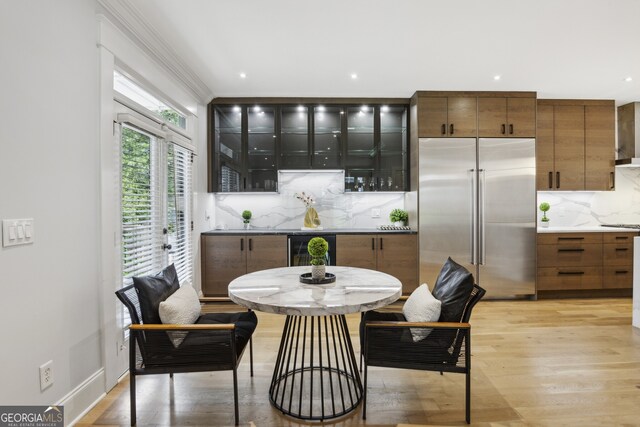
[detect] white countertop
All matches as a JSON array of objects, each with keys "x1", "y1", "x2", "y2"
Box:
[
  {"x1": 537, "y1": 226, "x2": 640, "y2": 233},
  {"x1": 228, "y1": 266, "x2": 402, "y2": 316}
]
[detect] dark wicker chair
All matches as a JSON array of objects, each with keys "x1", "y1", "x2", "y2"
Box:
[
  {"x1": 361, "y1": 283, "x2": 485, "y2": 424},
  {"x1": 115, "y1": 285, "x2": 257, "y2": 426}
]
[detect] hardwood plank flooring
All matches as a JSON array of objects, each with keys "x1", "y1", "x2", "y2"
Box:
[{"x1": 76, "y1": 299, "x2": 640, "y2": 426}]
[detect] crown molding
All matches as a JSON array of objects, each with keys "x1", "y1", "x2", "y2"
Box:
[{"x1": 97, "y1": 0, "x2": 212, "y2": 103}]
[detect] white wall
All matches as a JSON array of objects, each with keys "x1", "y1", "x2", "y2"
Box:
[{"x1": 0, "y1": 0, "x2": 102, "y2": 418}]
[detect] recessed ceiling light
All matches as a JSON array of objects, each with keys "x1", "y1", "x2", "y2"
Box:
[
  {"x1": 351, "y1": 73, "x2": 358, "y2": 79},
  {"x1": 625, "y1": 76, "x2": 633, "y2": 82},
  {"x1": 239, "y1": 72, "x2": 247, "y2": 79},
  {"x1": 233, "y1": 106, "x2": 240, "y2": 112},
  {"x1": 253, "y1": 106, "x2": 261, "y2": 112},
  {"x1": 317, "y1": 106, "x2": 325, "y2": 112},
  {"x1": 494, "y1": 75, "x2": 501, "y2": 81},
  {"x1": 297, "y1": 105, "x2": 305, "y2": 112},
  {"x1": 381, "y1": 105, "x2": 389, "y2": 113}
]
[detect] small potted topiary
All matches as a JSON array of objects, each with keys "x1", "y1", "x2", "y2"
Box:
[
  {"x1": 242, "y1": 210, "x2": 252, "y2": 229},
  {"x1": 539, "y1": 202, "x2": 550, "y2": 228},
  {"x1": 390, "y1": 208, "x2": 409, "y2": 227},
  {"x1": 307, "y1": 237, "x2": 329, "y2": 280}
]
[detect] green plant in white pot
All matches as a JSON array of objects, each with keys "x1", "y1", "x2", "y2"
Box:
[
  {"x1": 539, "y1": 202, "x2": 550, "y2": 227},
  {"x1": 242, "y1": 210, "x2": 252, "y2": 229},
  {"x1": 308, "y1": 237, "x2": 329, "y2": 280},
  {"x1": 390, "y1": 209, "x2": 408, "y2": 227}
]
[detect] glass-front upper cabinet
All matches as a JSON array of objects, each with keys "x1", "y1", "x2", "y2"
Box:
[
  {"x1": 313, "y1": 106, "x2": 342, "y2": 169},
  {"x1": 214, "y1": 106, "x2": 243, "y2": 192},
  {"x1": 345, "y1": 106, "x2": 376, "y2": 191},
  {"x1": 379, "y1": 106, "x2": 407, "y2": 191},
  {"x1": 209, "y1": 101, "x2": 409, "y2": 192},
  {"x1": 247, "y1": 106, "x2": 277, "y2": 191},
  {"x1": 281, "y1": 106, "x2": 309, "y2": 169}
]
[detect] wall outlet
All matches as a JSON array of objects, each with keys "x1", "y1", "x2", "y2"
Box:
[
  {"x1": 40, "y1": 360, "x2": 54, "y2": 391},
  {"x1": 371, "y1": 208, "x2": 381, "y2": 218}
]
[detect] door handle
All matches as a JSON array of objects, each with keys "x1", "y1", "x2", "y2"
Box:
[
  {"x1": 479, "y1": 169, "x2": 486, "y2": 265},
  {"x1": 509, "y1": 124, "x2": 514, "y2": 134},
  {"x1": 469, "y1": 169, "x2": 476, "y2": 265},
  {"x1": 548, "y1": 171, "x2": 553, "y2": 189},
  {"x1": 501, "y1": 124, "x2": 506, "y2": 135},
  {"x1": 450, "y1": 124, "x2": 454, "y2": 135},
  {"x1": 556, "y1": 171, "x2": 560, "y2": 189},
  {"x1": 441, "y1": 124, "x2": 446, "y2": 135}
]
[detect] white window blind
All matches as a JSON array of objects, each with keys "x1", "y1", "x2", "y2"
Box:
[
  {"x1": 120, "y1": 124, "x2": 165, "y2": 282},
  {"x1": 167, "y1": 143, "x2": 193, "y2": 284}
]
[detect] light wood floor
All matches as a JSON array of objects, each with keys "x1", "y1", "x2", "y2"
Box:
[{"x1": 77, "y1": 298, "x2": 640, "y2": 426}]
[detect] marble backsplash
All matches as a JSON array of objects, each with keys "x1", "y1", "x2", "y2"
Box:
[
  {"x1": 537, "y1": 167, "x2": 640, "y2": 227},
  {"x1": 214, "y1": 170, "x2": 407, "y2": 230}
]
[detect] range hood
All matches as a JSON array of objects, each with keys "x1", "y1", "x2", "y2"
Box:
[{"x1": 616, "y1": 102, "x2": 640, "y2": 167}]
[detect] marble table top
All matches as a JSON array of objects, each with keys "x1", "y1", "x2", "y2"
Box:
[{"x1": 228, "y1": 266, "x2": 402, "y2": 316}]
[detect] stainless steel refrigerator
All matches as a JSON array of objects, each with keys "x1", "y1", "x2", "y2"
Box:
[{"x1": 419, "y1": 138, "x2": 536, "y2": 298}]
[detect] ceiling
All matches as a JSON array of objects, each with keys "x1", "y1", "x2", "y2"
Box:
[{"x1": 126, "y1": 0, "x2": 640, "y2": 104}]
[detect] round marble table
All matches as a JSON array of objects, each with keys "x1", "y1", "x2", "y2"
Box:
[{"x1": 228, "y1": 266, "x2": 402, "y2": 421}]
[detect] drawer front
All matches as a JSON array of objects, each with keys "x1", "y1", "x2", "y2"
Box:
[
  {"x1": 602, "y1": 243, "x2": 633, "y2": 265},
  {"x1": 538, "y1": 233, "x2": 602, "y2": 245},
  {"x1": 602, "y1": 266, "x2": 633, "y2": 289},
  {"x1": 537, "y1": 267, "x2": 603, "y2": 290},
  {"x1": 537, "y1": 243, "x2": 602, "y2": 267},
  {"x1": 602, "y1": 232, "x2": 638, "y2": 244}
]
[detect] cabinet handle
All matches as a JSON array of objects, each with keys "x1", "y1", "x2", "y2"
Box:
[
  {"x1": 501, "y1": 124, "x2": 506, "y2": 135},
  {"x1": 441, "y1": 124, "x2": 446, "y2": 135},
  {"x1": 509, "y1": 124, "x2": 514, "y2": 134},
  {"x1": 558, "y1": 237, "x2": 584, "y2": 241},
  {"x1": 548, "y1": 171, "x2": 553, "y2": 189},
  {"x1": 615, "y1": 247, "x2": 628, "y2": 251},
  {"x1": 558, "y1": 248, "x2": 585, "y2": 252},
  {"x1": 615, "y1": 236, "x2": 629, "y2": 240},
  {"x1": 615, "y1": 270, "x2": 629, "y2": 274},
  {"x1": 380, "y1": 237, "x2": 383, "y2": 250},
  {"x1": 243, "y1": 177, "x2": 247, "y2": 190},
  {"x1": 371, "y1": 237, "x2": 375, "y2": 251},
  {"x1": 249, "y1": 238, "x2": 253, "y2": 251},
  {"x1": 556, "y1": 172, "x2": 560, "y2": 189},
  {"x1": 450, "y1": 124, "x2": 454, "y2": 135},
  {"x1": 610, "y1": 171, "x2": 615, "y2": 189},
  {"x1": 240, "y1": 238, "x2": 244, "y2": 251},
  {"x1": 558, "y1": 271, "x2": 585, "y2": 275}
]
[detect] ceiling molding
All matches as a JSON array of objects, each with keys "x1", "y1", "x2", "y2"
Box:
[{"x1": 97, "y1": 0, "x2": 212, "y2": 103}]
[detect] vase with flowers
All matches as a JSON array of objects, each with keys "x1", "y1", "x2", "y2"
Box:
[{"x1": 295, "y1": 192, "x2": 322, "y2": 230}]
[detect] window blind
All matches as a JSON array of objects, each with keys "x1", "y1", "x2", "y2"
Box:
[
  {"x1": 120, "y1": 124, "x2": 165, "y2": 282},
  {"x1": 167, "y1": 143, "x2": 193, "y2": 284}
]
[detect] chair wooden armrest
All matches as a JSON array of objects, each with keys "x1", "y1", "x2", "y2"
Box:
[
  {"x1": 199, "y1": 297, "x2": 232, "y2": 303},
  {"x1": 365, "y1": 321, "x2": 470, "y2": 329},
  {"x1": 130, "y1": 323, "x2": 235, "y2": 331}
]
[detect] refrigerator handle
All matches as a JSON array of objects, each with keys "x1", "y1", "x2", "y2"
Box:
[
  {"x1": 479, "y1": 169, "x2": 486, "y2": 265},
  {"x1": 469, "y1": 169, "x2": 476, "y2": 265}
]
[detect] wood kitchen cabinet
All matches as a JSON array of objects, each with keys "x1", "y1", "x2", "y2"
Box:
[
  {"x1": 478, "y1": 97, "x2": 536, "y2": 137},
  {"x1": 536, "y1": 99, "x2": 615, "y2": 191},
  {"x1": 336, "y1": 234, "x2": 418, "y2": 294},
  {"x1": 536, "y1": 232, "x2": 636, "y2": 293},
  {"x1": 417, "y1": 96, "x2": 477, "y2": 138},
  {"x1": 201, "y1": 234, "x2": 287, "y2": 296}
]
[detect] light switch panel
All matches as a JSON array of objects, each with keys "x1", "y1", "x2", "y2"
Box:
[{"x1": 2, "y1": 219, "x2": 34, "y2": 247}]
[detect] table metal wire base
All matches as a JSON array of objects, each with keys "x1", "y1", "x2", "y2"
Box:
[{"x1": 269, "y1": 314, "x2": 363, "y2": 421}]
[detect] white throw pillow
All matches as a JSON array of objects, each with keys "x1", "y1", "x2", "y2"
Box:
[
  {"x1": 159, "y1": 284, "x2": 201, "y2": 347},
  {"x1": 402, "y1": 283, "x2": 442, "y2": 342}
]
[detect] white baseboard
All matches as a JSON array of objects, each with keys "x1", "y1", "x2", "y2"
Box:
[{"x1": 58, "y1": 368, "x2": 106, "y2": 427}]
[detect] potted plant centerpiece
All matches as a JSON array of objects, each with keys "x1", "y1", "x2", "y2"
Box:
[
  {"x1": 539, "y1": 202, "x2": 550, "y2": 228},
  {"x1": 242, "y1": 210, "x2": 252, "y2": 229},
  {"x1": 390, "y1": 208, "x2": 409, "y2": 227},
  {"x1": 307, "y1": 237, "x2": 329, "y2": 280}
]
